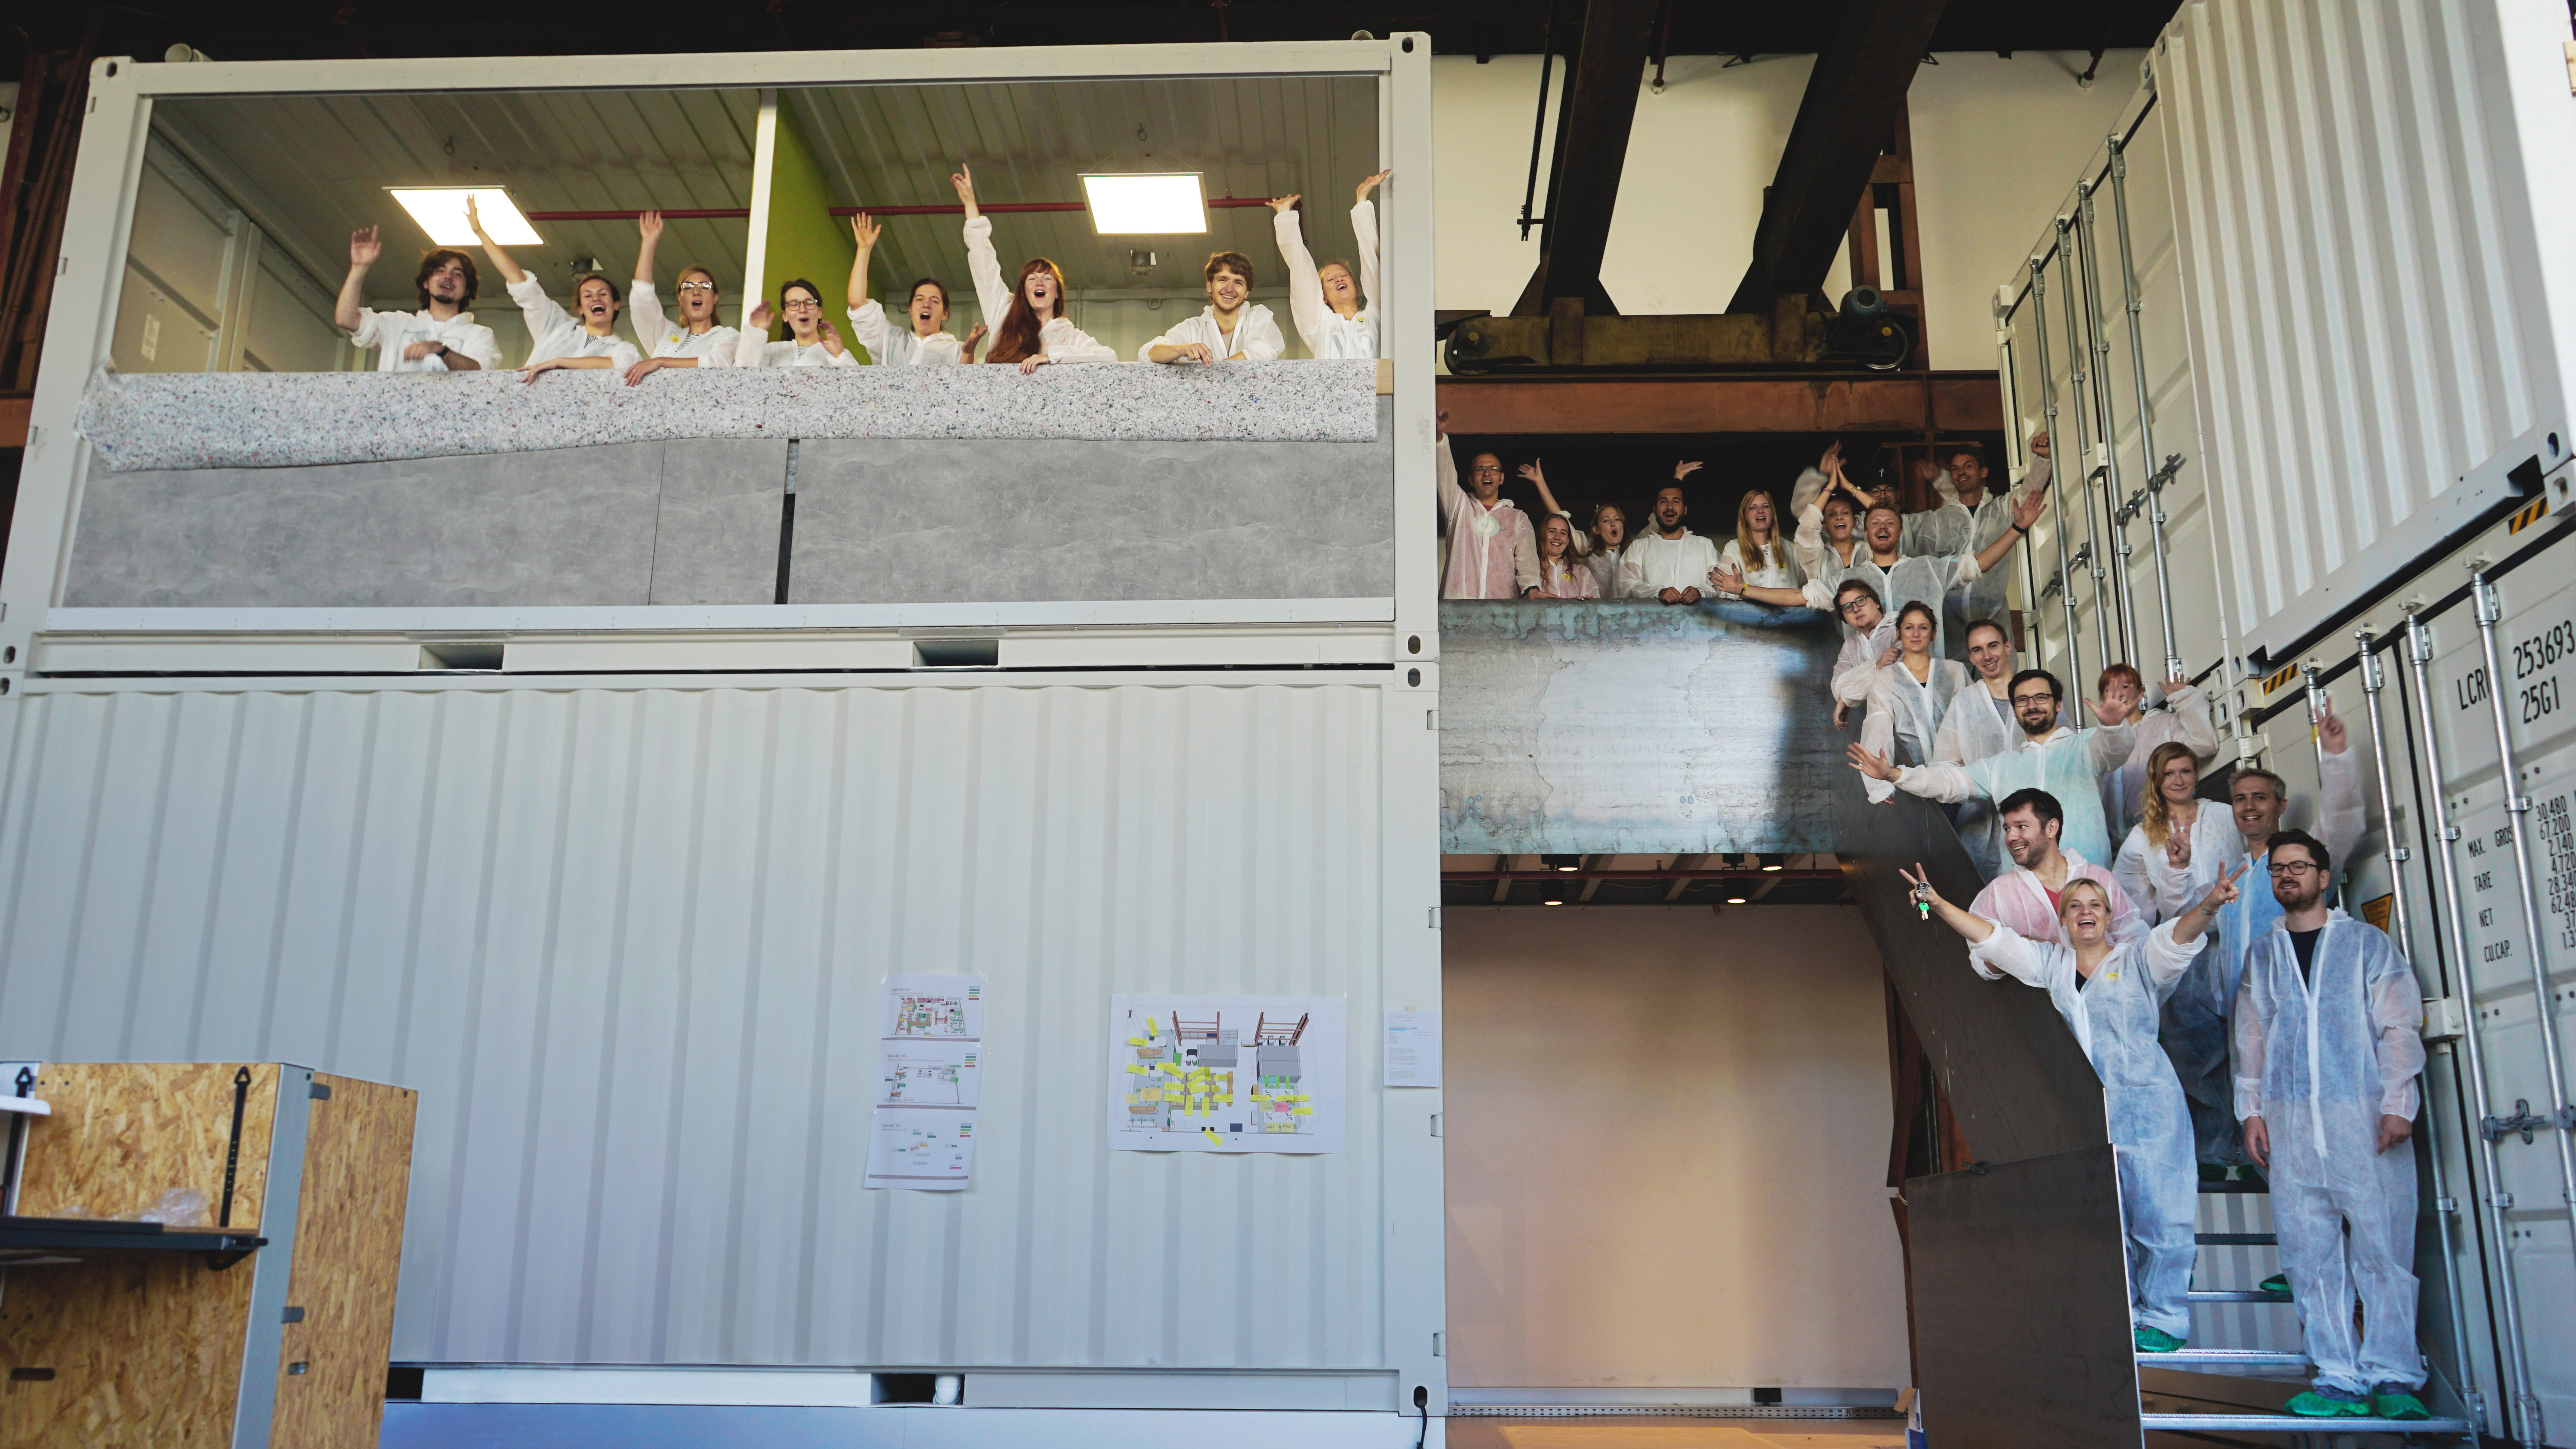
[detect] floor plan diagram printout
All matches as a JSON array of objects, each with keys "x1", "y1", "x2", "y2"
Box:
[
  {"x1": 1105, "y1": 995, "x2": 1346, "y2": 1154},
  {"x1": 867, "y1": 974, "x2": 986, "y2": 1190}
]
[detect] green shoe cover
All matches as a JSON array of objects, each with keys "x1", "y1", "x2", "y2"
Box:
[
  {"x1": 2284, "y1": 1390, "x2": 2371, "y2": 1418},
  {"x1": 2257, "y1": 1271, "x2": 2290, "y2": 1297},
  {"x1": 2372, "y1": 1391, "x2": 2430, "y2": 1421},
  {"x1": 2132, "y1": 1326, "x2": 2186, "y2": 1353}
]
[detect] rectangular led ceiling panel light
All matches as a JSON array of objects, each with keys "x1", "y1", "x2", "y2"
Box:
[
  {"x1": 1080, "y1": 173, "x2": 1208, "y2": 234},
  {"x1": 388, "y1": 187, "x2": 543, "y2": 246}
]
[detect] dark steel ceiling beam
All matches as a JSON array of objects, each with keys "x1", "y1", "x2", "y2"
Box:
[
  {"x1": 1508, "y1": 0, "x2": 1663, "y2": 317},
  {"x1": 1725, "y1": 0, "x2": 1950, "y2": 314}
]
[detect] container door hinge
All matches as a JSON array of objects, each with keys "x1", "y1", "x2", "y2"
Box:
[
  {"x1": 1431, "y1": 1115, "x2": 1443, "y2": 1138},
  {"x1": 1431, "y1": 1332, "x2": 1445, "y2": 1357},
  {"x1": 1428, "y1": 907, "x2": 1439, "y2": 930}
]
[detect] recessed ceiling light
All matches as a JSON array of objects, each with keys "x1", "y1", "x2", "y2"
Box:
[
  {"x1": 388, "y1": 187, "x2": 541, "y2": 247},
  {"x1": 1759, "y1": 854, "x2": 1786, "y2": 872},
  {"x1": 1726, "y1": 896, "x2": 1749, "y2": 905},
  {"x1": 1081, "y1": 173, "x2": 1207, "y2": 234},
  {"x1": 1542, "y1": 898, "x2": 1563, "y2": 906}
]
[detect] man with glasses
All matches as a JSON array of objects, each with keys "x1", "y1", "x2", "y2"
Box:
[
  {"x1": 1826, "y1": 580, "x2": 1898, "y2": 730},
  {"x1": 333, "y1": 226, "x2": 501, "y2": 373},
  {"x1": 1434, "y1": 413, "x2": 1538, "y2": 600},
  {"x1": 1847, "y1": 666, "x2": 2135, "y2": 870},
  {"x1": 2226, "y1": 829, "x2": 2430, "y2": 1423},
  {"x1": 2142, "y1": 708, "x2": 2363, "y2": 1166}
]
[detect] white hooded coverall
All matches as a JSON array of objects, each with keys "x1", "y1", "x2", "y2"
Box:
[
  {"x1": 1972, "y1": 920, "x2": 2203, "y2": 1340},
  {"x1": 2231, "y1": 911, "x2": 2427, "y2": 1397}
]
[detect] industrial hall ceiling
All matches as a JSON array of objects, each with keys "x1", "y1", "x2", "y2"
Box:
[{"x1": 8, "y1": 3, "x2": 2186, "y2": 68}]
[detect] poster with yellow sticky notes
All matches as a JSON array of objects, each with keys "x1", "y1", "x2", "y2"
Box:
[{"x1": 1104, "y1": 993, "x2": 1346, "y2": 1154}]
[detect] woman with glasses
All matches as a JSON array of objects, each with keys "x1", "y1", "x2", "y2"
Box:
[
  {"x1": 732, "y1": 278, "x2": 858, "y2": 369},
  {"x1": 953, "y1": 164, "x2": 1118, "y2": 374},
  {"x1": 845, "y1": 212, "x2": 981, "y2": 366},
  {"x1": 623, "y1": 211, "x2": 743, "y2": 384},
  {"x1": 1823, "y1": 579, "x2": 1898, "y2": 728}
]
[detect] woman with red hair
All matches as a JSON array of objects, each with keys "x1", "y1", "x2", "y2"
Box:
[{"x1": 954, "y1": 164, "x2": 1119, "y2": 374}]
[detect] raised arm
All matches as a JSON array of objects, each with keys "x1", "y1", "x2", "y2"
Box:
[
  {"x1": 1962, "y1": 487, "x2": 2046, "y2": 581},
  {"x1": 1850, "y1": 744, "x2": 1978, "y2": 805},
  {"x1": 2314, "y1": 700, "x2": 2367, "y2": 874},
  {"x1": 2166, "y1": 678, "x2": 2221, "y2": 759},
  {"x1": 1353, "y1": 171, "x2": 1387, "y2": 310},
  {"x1": 1270, "y1": 195, "x2": 1329, "y2": 353},
  {"x1": 848, "y1": 211, "x2": 881, "y2": 311},
  {"x1": 1434, "y1": 412, "x2": 1465, "y2": 514},
  {"x1": 465, "y1": 196, "x2": 529, "y2": 287},
  {"x1": 626, "y1": 211, "x2": 671, "y2": 347},
  {"x1": 334, "y1": 226, "x2": 380, "y2": 334},
  {"x1": 1516, "y1": 460, "x2": 1567, "y2": 521},
  {"x1": 956, "y1": 166, "x2": 1015, "y2": 328}
]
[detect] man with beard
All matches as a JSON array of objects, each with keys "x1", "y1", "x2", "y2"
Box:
[
  {"x1": 333, "y1": 226, "x2": 500, "y2": 372},
  {"x1": 1141, "y1": 250, "x2": 1285, "y2": 364},
  {"x1": 1618, "y1": 470, "x2": 1721, "y2": 604},
  {"x1": 2230, "y1": 829, "x2": 2429, "y2": 1423},
  {"x1": 1904, "y1": 436, "x2": 2053, "y2": 656},
  {"x1": 1964, "y1": 788, "x2": 2142, "y2": 945},
  {"x1": 467, "y1": 195, "x2": 643, "y2": 379},
  {"x1": 1847, "y1": 666, "x2": 2135, "y2": 868}
]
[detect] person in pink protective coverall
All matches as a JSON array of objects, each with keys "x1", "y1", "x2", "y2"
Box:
[
  {"x1": 1968, "y1": 787, "x2": 2144, "y2": 946},
  {"x1": 1434, "y1": 411, "x2": 1538, "y2": 600}
]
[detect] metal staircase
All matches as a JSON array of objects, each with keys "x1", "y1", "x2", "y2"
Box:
[{"x1": 1835, "y1": 770, "x2": 2480, "y2": 1444}]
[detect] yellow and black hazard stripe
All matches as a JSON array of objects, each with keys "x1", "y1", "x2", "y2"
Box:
[{"x1": 2507, "y1": 495, "x2": 2552, "y2": 535}]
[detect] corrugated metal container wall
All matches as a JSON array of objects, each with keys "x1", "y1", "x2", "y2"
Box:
[
  {"x1": 0, "y1": 678, "x2": 1390, "y2": 1369},
  {"x1": 2158, "y1": 0, "x2": 2570, "y2": 659}
]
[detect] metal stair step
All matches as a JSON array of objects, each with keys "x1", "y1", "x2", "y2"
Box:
[
  {"x1": 2143, "y1": 1348, "x2": 2312, "y2": 1369},
  {"x1": 2195, "y1": 1232, "x2": 2276, "y2": 1245},
  {"x1": 2188, "y1": 1289, "x2": 2292, "y2": 1303},
  {"x1": 2142, "y1": 1406, "x2": 2472, "y2": 1434}
]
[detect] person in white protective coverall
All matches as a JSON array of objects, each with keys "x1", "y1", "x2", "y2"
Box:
[
  {"x1": 1268, "y1": 173, "x2": 1387, "y2": 359},
  {"x1": 1847, "y1": 667, "x2": 2137, "y2": 871},
  {"x1": 1434, "y1": 411, "x2": 1539, "y2": 599},
  {"x1": 2232, "y1": 829, "x2": 2430, "y2": 1423},
  {"x1": 953, "y1": 164, "x2": 1120, "y2": 373},
  {"x1": 465, "y1": 197, "x2": 644, "y2": 379},
  {"x1": 2093, "y1": 662, "x2": 2220, "y2": 845},
  {"x1": 2123, "y1": 711, "x2": 2365, "y2": 1166},
  {"x1": 733, "y1": 278, "x2": 859, "y2": 369},
  {"x1": 1902, "y1": 861, "x2": 2224, "y2": 1354},
  {"x1": 1898, "y1": 436, "x2": 2054, "y2": 659},
  {"x1": 1617, "y1": 472, "x2": 1722, "y2": 603},
  {"x1": 1966, "y1": 788, "x2": 2143, "y2": 946},
  {"x1": 334, "y1": 228, "x2": 501, "y2": 373},
  {"x1": 1823, "y1": 580, "x2": 1897, "y2": 728},
  {"x1": 621, "y1": 210, "x2": 743, "y2": 383},
  {"x1": 1139, "y1": 248, "x2": 1286, "y2": 365},
  {"x1": 1930, "y1": 618, "x2": 2026, "y2": 878},
  {"x1": 1859, "y1": 601, "x2": 1968, "y2": 778},
  {"x1": 845, "y1": 212, "x2": 981, "y2": 367}
]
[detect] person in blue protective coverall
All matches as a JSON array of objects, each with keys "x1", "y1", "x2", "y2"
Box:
[
  {"x1": 2231, "y1": 829, "x2": 2429, "y2": 1422},
  {"x1": 1847, "y1": 667, "x2": 2136, "y2": 869},
  {"x1": 1900, "y1": 860, "x2": 2234, "y2": 1354},
  {"x1": 2118, "y1": 705, "x2": 2363, "y2": 1167}
]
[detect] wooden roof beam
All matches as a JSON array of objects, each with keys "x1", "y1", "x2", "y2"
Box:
[
  {"x1": 1725, "y1": 0, "x2": 1950, "y2": 315},
  {"x1": 1509, "y1": 0, "x2": 1663, "y2": 318}
]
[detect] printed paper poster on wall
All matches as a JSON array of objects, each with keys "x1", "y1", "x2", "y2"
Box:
[
  {"x1": 867, "y1": 974, "x2": 985, "y2": 1191},
  {"x1": 1105, "y1": 995, "x2": 1345, "y2": 1154}
]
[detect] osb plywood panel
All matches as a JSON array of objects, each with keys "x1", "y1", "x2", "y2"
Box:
[
  {"x1": 270, "y1": 1074, "x2": 417, "y2": 1449},
  {"x1": 15, "y1": 1063, "x2": 281, "y2": 1230},
  {"x1": 0, "y1": 1253, "x2": 255, "y2": 1448}
]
